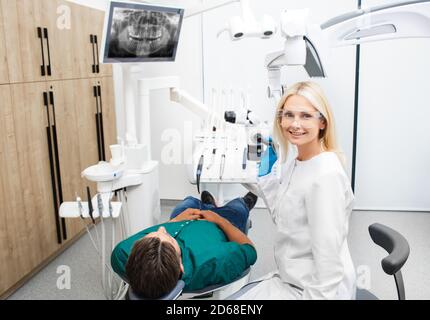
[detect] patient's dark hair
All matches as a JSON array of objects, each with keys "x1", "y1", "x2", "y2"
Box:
[{"x1": 125, "y1": 236, "x2": 181, "y2": 299}]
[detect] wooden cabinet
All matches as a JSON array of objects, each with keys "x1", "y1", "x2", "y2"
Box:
[
  {"x1": 9, "y1": 82, "x2": 64, "y2": 251},
  {"x1": 46, "y1": 80, "x2": 90, "y2": 239},
  {"x1": 42, "y1": 0, "x2": 81, "y2": 81},
  {"x1": 69, "y1": 4, "x2": 113, "y2": 79},
  {"x1": 1, "y1": 77, "x2": 117, "y2": 296},
  {"x1": 1, "y1": 83, "x2": 62, "y2": 294},
  {"x1": 75, "y1": 79, "x2": 102, "y2": 182},
  {"x1": 91, "y1": 9, "x2": 113, "y2": 77},
  {"x1": 1, "y1": 0, "x2": 45, "y2": 83},
  {"x1": 99, "y1": 77, "x2": 117, "y2": 155},
  {"x1": 0, "y1": 3, "x2": 9, "y2": 84},
  {"x1": 54, "y1": 78, "x2": 117, "y2": 238},
  {"x1": 1, "y1": 0, "x2": 112, "y2": 83},
  {"x1": 73, "y1": 4, "x2": 96, "y2": 79},
  {"x1": 0, "y1": 0, "x2": 117, "y2": 297},
  {"x1": 0, "y1": 85, "x2": 28, "y2": 294}
]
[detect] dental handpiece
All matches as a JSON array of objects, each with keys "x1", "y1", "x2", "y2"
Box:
[
  {"x1": 77, "y1": 196, "x2": 84, "y2": 219},
  {"x1": 207, "y1": 148, "x2": 216, "y2": 170},
  {"x1": 87, "y1": 186, "x2": 95, "y2": 224},
  {"x1": 219, "y1": 154, "x2": 226, "y2": 179},
  {"x1": 196, "y1": 154, "x2": 204, "y2": 194},
  {"x1": 242, "y1": 147, "x2": 247, "y2": 170}
]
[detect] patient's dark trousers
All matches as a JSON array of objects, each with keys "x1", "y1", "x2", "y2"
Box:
[{"x1": 169, "y1": 196, "x2": 250, "y2": 234}]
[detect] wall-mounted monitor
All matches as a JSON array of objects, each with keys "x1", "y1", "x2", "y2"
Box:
[{"x1": 101, "y1": 1, "x2": 184, "y2": 63}]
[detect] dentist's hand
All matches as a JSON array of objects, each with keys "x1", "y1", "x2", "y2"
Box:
[{"x1": 258, "y1": 137, "x2": 277, "y2": 177}]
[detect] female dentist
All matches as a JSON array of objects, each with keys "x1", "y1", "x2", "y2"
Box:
[{"x1": 239, "y1": 81, "x2": 356, "y2": 300}]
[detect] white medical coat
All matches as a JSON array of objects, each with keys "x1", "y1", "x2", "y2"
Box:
[{"x1": 241, "y1": 151, "x2": 356, "y2": 300}]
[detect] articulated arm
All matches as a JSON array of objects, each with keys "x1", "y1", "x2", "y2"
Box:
[
  {"x1": 170, "y1": 87, "x2": 224, "y2": 123},
  {"x1": 266, "y1": 0, "x2": 430, "y2": 97}
]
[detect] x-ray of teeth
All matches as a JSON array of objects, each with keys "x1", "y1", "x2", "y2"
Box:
[{"x1": 107, "y1": 8, "x2": 181, "y2": 59}]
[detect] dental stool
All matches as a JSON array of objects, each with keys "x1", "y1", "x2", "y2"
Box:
[
  {"x1": 124, "y1": 218, "x2": 253, "y2": 300},
  {"x1": 356, "y1": 223, "x2": 410, "y2": 300}
]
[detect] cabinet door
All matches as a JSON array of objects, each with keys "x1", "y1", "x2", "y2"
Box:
[
  {"x1": 70, "y1": 3, "x2": 95, "y2": 78},
  {"x1": 0, "y1": 3, "x2": 9, "y2": 84},
  {"x1": 91, "y1": 9, "x2": 113, "y2": 77},
  {"x1": 75, "y1": 79, "x2": 102, "y2": 193},
  {"x1": 99, "y1": 77, "x2": 117, "y2": 157},
  {"x1": 1, "y1": 0, "x2": 46, "y2": 83},
  {"x1": 71, "y1": 4, "x2": 112, "y2": 78},
  {"x1": 46, "y1": 80, "x2": 91, "y2": 239},
  {"x1": 7, "y1": 83, "x2": 63, "y2": 288},
  {"x1": 41, "y1": 0, "x2": 81, "y2": 80},
  {"x1": 0, "y1": 85, "x2": 27, "y2": 294}
]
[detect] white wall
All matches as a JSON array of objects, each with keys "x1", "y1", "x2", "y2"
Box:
[{"x1": 354, "y1": 0, "x2": 430, "y2": 211}]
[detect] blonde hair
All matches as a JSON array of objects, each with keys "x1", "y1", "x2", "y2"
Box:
[{"x1": 273, "y1": 81, "x2": 345, "y2": 164}]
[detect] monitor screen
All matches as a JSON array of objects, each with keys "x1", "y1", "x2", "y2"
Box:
[{"x1": 101, "y1": 1, "x2": 184, "y2": 63}]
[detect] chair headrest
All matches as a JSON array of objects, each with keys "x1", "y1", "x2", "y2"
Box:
[
  {"x1": 368, "y1": 223, "x2": 410, "y2": 275},
  {"x1": 128, "y1": 280, "x2": 185, "y2": 300}
]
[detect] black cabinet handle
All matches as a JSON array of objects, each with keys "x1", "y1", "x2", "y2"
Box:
[
  {"x1": 49, "y1": 91, "x2": 67, "y2": 240},
  {"x1": 90, "y1": 34, "x2": 96, "y2": 74},
  {"x1": 95, "y1": 113, "x2": 102, "y2": 161},
  {"x1": 37, "y1": 27, "x2": 46, "y2": 76},
  {"x1": 94, "y1": 86, "x2": 102, "y2": 161},
  {"x1": 44, "y1": 92, "x2": 62, "y2": 244},
  {"x1": 43, "y1": 28, "x2": 52, "y2": 76},
  {"x1": 94, "y1": 35, "x2": 100, "y2": 73},
  {"x1": 97, "y1": 85, "x2": 105, "y2": 161}
]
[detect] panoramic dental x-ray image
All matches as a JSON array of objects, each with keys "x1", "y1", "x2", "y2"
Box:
[{"x1": 107, "y1": 8, "x2": 180, "y2": 59}]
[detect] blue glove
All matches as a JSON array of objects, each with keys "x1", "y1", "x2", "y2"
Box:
[{"x1": 258, "y1": 139, "x2": 277, "y2": 177}]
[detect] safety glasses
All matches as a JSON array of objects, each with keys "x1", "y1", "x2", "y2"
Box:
[{"x1": 277, "y1": 109, "x2": 324, "y2": 129}]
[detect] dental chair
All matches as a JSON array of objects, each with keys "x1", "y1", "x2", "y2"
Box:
[
  {"x1": 356, "y1": 223, "x2": 410, "y2": 300},
  {"x1": 123, "y1": 219, "x2": 253, "y2": 300},
  {"x1": 126, "y1": 268, "x2": 251, "y2": 300}
]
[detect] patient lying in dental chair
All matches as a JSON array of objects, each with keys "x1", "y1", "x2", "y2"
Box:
[{"x1": 111, "y1": 191, "x2": 258, "y2": 299}]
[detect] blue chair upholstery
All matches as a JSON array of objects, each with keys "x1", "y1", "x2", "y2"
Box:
[
  {"x1": 128, "y1": 280, "x2": 186, "y2": 300},
  {"x1": 126, "y1": 267, "x2": 251, "y2": 300},
  {"x1": 182, "y1": 267, "x2": 250, "y2": 298}
]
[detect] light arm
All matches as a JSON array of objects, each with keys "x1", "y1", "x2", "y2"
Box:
[{"x1": 169, "y1": 87, "x2": 224, "y2": 123}]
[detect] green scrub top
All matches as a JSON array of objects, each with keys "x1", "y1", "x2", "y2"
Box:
[{"x1": 111, "y1": 220, "x2": 257, "y2": 291}]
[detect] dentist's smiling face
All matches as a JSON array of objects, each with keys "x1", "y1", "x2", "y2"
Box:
[{"x1": 279, "y1": 94, "x2": 326, "y2": 148}]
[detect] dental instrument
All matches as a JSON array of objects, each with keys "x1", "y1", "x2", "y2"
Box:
[
  {"x1": 87, "y1": 186, "x2": 95, "y2": 224},
  {"x1": 196, "y1": 154, "x2": 205, "y2": 194},
  {"x1": 242, "y1": 147, "x2": 247, "y2": 170},
  {"x1": 219, "y1": 154, "x2": 226, "y2": 180}
]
